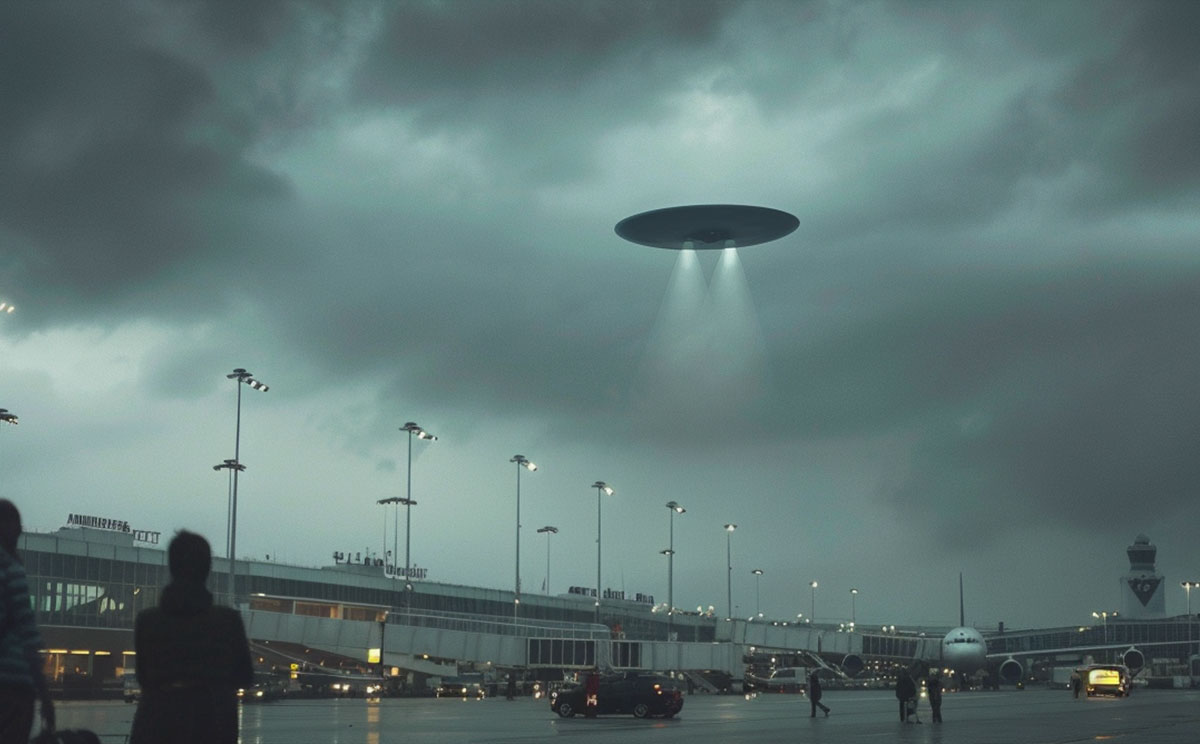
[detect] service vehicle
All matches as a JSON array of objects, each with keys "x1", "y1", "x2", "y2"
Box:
[{"x1": 550, "y1": 672, "x2": 683, "y2": 718}]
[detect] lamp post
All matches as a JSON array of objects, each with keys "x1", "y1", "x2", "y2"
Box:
[
  {"x1": 752, "y1": 569, "x2": 764, "y2": 617},
  {"x1": 538, "y1": 526, "x2": 558, "y2": 594},
  {"x1": 591, "y1": 481, "x2": 614, "y2": 624},
  {"x1": 810, "y1": 580, "x2": 818, "y2": 624},
  {"x1": 376, "y1": 496, "x2": 415, "y2": 585},
  {"x1": 212, "y1": 458, "x2": 245, "y2": 602},
  {"x1": 1183, "y1": 581, "x2": 1199, "y2": 657},
  {"x1": 724, "y1": 524, "x2": 736, "y2": 621},
  {"x1": 222, "y1": 368, "x2": 268, "y2": 605},
  {"x1": 850, "y1": 588, "x2": 858, "y2": 628},
  {"x1": 663, "y1": 501, "x2": 685, "y2": 640},
  {"x1": 1091, "y1": 610, "x2": 1117, "y2": 643},
  {"x1": 399, "y1": 422, "x2": 435, "y2": 610},
  {"x1": 0, "y1": 409, "x2": 17, "y2": 425},
  {"x1": 511, "y1": 455, "x2": 537, "y2": 620}
]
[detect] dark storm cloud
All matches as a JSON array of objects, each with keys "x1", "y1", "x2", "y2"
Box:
[
  {"x1": 778, "y1": 259, "x2": 1200, "y2": 550},
  {"x1": 0, "y1": 2, "x2": 289, "y2": 322},
  {"x1": 352, "y1": 0, "x2": 736, "y2": 182}
]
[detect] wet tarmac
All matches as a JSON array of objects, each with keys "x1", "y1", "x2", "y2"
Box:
[{"x1": 56, "y1": 687, "x2": 1200, "y2": 744}]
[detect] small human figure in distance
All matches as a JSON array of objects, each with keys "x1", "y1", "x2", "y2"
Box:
[
  {"x1": 926, "y1": 672, "x2": 943, "y2": 723},
  {"x1": 1070, "y1": 669, "x2": 1081, "y2": 699},
  {"x1": 808, "y1": 670, "x2": 830, "y2": 717},
  {"x1": 896, "y1": 668, "x2": 917, "y2": 723},
  {"x1": 584, "y1": 668, "x2": 600, "y2": 717},
  {"x1": 0, "y1": 500, "x2": 56, "y2": 742},
  {"x1": 506, "y1": 673, "x2": 516, "y2": 700},
  {"x1": 130, "y1": 531, "x2": 253, "y2": 744}
]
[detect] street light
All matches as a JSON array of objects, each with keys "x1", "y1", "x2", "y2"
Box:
[
  {"x1": 0, "y1": 409, "x2": 17, "y2": 425},
  {"x1": 399, "y1": 422, "x2": 435, "y2": 609},
  {"x1": 1182, "y1": 581, "x2": 1199, "y2": 657},
  {"x1": 810, "y1": 580, "x2": 818, "y2": 623},
  {"x1": 850, "y1": 588, "x2": 859, "y2": 628},
  {"x1": 538, "y1": 526, "x2": 558, "y2": 594},
  {"x1": 591, "y1": 481, "x2": 614, "y2": 624},
  {"x1": 664, "y1": 501, "x2": 685, "y2": 640},
  {"x1": 1092, "y1": 610, "x2": 1117, "y2": 643},
  {"x1": 0, "y1": 302, "x2": 13, "y2": 314},
  {"x1": 752, "y1": 569, "x2": 764, "y2": 616},
  {"x1": 376, "y1": 496, "x2": 416, "y2": 584},
  {"x1": 222, "y1": 368, "x2": 268, "y2": 605},
  {"x1": 212, "y1": 458, "x2": 245, "y2": 601},
  {"x1": 724, "y1": 524, "x2": 737, "y2": 621},
  {"x1": 511, "y1": 455, "x2": 537, "y2": 619}
]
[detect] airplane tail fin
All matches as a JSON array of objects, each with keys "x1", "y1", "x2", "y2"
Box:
[{"x1": 959, "y1": 573, "x2": 965, "y2": 627}]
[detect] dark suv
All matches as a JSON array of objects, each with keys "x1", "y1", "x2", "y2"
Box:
[{"x1": 550, "y1": 673, "x2": 684, "y2": 719}]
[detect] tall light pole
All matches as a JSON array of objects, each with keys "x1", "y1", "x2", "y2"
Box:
[
  {"x1": 398, "y1": 422, "x2": 435, "y2": 610},
  {"x1": 1183, "y1": 581, "x2": 1199, "y2": 657},
  {"x1": 724, "y1": 524, "x2": 737, "y2": 621},
  {"x1": 850, "y1": 588, "x2": 858, "y2": 629},
  {"x1": 0, "y1": 409, "x2": 17, "y2": 426},
  {"x1": 752, "y1": 569, "x2": 764, "y2": 616},
  {"x1": 1092, "y1": 610, "x2": 1117, "y2": 643},
  {"x1": 376, "y1": 496, "x2": 415, "y2": 588},
  {"x1": 223, "y1": 368, "x2": 267, "y2": 605},
  {"x1": 663, "y1": 501, "x2": 685, "y2": 640},
  {"x1": 212, "y1": 458, "x2": 245, "y2": 602},
  {"x1": 591, "y1": 481, "x2": 614, "y2": 625},
  {"x1": 810, "y1": 580, "x2": 818, "y2": 624},
  {"x1": 511, "y1": 455, "x2": 537, "y2": 620},
  {"x1": 538, "y1": 526, "x2": 558, "y2": 594}
]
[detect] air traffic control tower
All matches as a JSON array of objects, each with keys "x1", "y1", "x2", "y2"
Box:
[{"x1": 1121, "y1": 534, "x2": 1165, "y2": 619}]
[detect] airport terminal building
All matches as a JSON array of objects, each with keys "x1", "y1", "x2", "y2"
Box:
[{"x1": 18, "y1": 524, "x2": 1200, "y2": 695}]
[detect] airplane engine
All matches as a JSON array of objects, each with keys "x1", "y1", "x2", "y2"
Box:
[
  {"x1": 998, "y1": 657, "x2": 1024, "y2": 685},
  {"x1": 1122, "y1": 647, "x2": 1145, "y2": 674},
  {"x1": 841, "y1": 654, "x2": 864, "y2": 678}
]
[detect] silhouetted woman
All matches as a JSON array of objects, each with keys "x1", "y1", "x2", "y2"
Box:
[
  {"x1": 0, "y1": 499, "x2": 55, "y2": 742},
  {"x1": 130, "y1": 531, "x2": 253, "y2": 744}
]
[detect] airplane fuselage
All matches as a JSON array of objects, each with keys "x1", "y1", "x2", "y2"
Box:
[{"x1": 941, "y1": 625, "x2": 987, "y2": 676}]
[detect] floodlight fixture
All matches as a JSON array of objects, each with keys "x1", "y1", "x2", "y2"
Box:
[
  {"x1": 402, "y1": 421, "x2": 437, "y2": 441},
  {"x1": 0, "y1": 409, "x2": 17, "y2": 425}
]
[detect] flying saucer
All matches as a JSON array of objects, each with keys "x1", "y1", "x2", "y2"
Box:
[{"x1": 614, "y1": 204, "x2": 798, "y2": 250}]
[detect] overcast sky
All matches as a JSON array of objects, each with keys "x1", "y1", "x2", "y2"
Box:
[{"x1": 3, "y1": 0, "x2": 1199, "y2": 631}]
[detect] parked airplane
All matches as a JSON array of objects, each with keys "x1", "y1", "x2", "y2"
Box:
[{"x1": 841, "y1": 575, "x2": 1161, "y2": 686}]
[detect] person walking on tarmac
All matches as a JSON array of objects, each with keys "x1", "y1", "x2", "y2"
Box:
[
  {"x1": 896, "y1": 669, "x2": 917, "y2": 723},
  {"x1": 584, "y1": 668, "x2": 600, "y2": 717},
  {"x1": 926, "y1": 672, "x2": 943, "y2": 723},
  {"x1": 808, "y1": 671, "x2": 830, "y2": 717},
  {"x1": 1070, "y1": 669, "x2": 1082, "y2": 699}
]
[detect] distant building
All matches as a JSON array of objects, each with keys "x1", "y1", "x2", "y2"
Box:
[{"x1": 1120, "y1": 534, "x2": 1165, "y2": 619}]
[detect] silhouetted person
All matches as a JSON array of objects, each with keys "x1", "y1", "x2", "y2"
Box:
[
  {"x1": 926, "y1": 673, "x2": 943, "y2": 722},
  {"x1": 506, "y1": 673, "x2": 516, "y2": 700},
  {"x1": 1070, "y1": 669, "x2": 1081, "y2": 699},
  {"x1": 0, "y1": 500, "x2": 55, "y2": 742},
  {"x1": 130, "y1": 531, "x2": 253, "y2": 744},
  {"x1": 808, "y1": 670, "x2": 829, "y2": 717},
  {"x1": 896, "y1": 669, "x2": 917, "y2": 722},
  {"x1": 584, "y1": 669, "x2": 600, "y2": 717}
]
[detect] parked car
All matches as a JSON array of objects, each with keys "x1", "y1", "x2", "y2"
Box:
[
  {"x1": 437, "y1": 675, "x2": 487, "y2": 699},
  {"x1": 550, "y1": 672, "x2": 684, "y2": 718}
]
